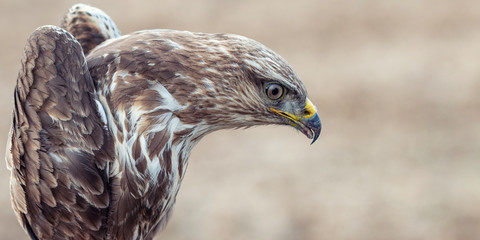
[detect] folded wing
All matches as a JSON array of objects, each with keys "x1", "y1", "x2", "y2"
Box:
[{"x1": 6, "y1": 25, "x2": 113, "y2": 240}]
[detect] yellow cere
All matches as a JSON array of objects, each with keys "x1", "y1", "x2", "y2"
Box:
[
  {"x1": 270, "y1": 98, "x2": 317, "y2": 122},
  {"x1": 303, "y1": 99, "x2": 316, "y2": 118}
]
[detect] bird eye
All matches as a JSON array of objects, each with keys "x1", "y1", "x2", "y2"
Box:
[{"x1": 264, "y1": 83, "x2": 285, "y2": 100}]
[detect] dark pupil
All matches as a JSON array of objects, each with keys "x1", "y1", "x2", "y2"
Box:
[{"x1": 271, "y1": 87, "x2": 279, "y2": 96}]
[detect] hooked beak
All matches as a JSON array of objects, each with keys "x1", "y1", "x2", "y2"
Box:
[{"x1": 270, "y1": 98, "x2": 322, "y2": 144}]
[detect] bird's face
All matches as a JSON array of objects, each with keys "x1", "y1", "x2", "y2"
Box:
[
  {"x1": 261, "y1": 82, "x2": 321, "y2": 143},
  {"x1": 172, "y1": 33, "x2": 322, "y2": 143},
  {"x1": 239, "y1": 63, "x2": 322, "y2": 144}
]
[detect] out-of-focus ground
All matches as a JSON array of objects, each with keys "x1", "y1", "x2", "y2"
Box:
[{"x1": 1, "y1": 0, "x2": 480, "y2": 239}]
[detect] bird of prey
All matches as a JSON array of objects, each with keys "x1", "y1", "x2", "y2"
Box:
[{"x1": 6, "y1": 3, "x2": 321, "y2": 240}]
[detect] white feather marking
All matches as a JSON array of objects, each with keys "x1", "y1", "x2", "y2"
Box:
[
  {"x1": 94, "y1": 99, "x2": 108, "y2": 125},
  {"x1": 147, "y1": 114, "x2": 170, "y2": 132},
  {"x1": 138, "y1": 134, "x2": 151, "y2": 162},
  {"x1": 165, "y1": 39, "x2": 183, "y2": 49},
  {"x1": 148, "y1": 156, "x2": 162, "y2": 183},
  {"x1": 217, "y1": 45, "x2": 231, "y2": 56},
  {"x1": 144, "y1": 113, "x2": 172, "y2": 181},
  {"x1": 5, "y1": 127, "x2": 13, "y2": 170},
  {"x1": 49, "y1": 152, "x2": 64, "y2": 163},
  {"x1": 128, "y1": 105, "x2": 147, "y2": 128},
  {"x1": 96, "y1": 34, "x2": 130, "y2": 49},
  {"x1": 109, "y1": 79, "x2": 117, "y2": 93},
  {"x1": 243, "y1": 59, "x2": 263, "y2": 71},
  {"x1": 174, "y1": 73, "x2": 185, "y2": 79},
  {"x1": 112, "y1": 69, "x2": 130, "y2": 80},
  {"x1": 204, "y1": 67, "x2": 221, "y2": 74},
  {"x1": 151, "y1": 84, "x2": 183, "y2": 111},
  {"x1": 98, "y1": 95, "x2": 114, "y2": 126},
  {"x1": 132, "y1": 228, "x2": 139, "y2": 239},
  {"x1": 197, "y1": 56, "x2": 206, "y2": 65},
  {"x1": 109, "y1": 159, "x2": 120, "y2": 176},
  {"x1": 201, "y1": 78, "x2": 215, "y2": 91},
  {"x1": 95, "y1": 95, "x2": 122, "y2": 179},
  {"x1": 115, "y1": 109, "x2": 127, "y2": 134}
]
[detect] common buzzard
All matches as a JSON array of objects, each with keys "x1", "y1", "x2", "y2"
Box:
[{"x1": 6, "y1": 4, "x2": 321, "y2": 240}]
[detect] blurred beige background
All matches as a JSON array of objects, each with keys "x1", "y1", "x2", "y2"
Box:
[{"x1": 1, "y1": 0, "x2": 480, "y2": 239}]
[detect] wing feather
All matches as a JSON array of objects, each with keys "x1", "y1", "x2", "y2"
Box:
[
  {"x1": 60, "y1": 3, "x2": 121, "y2": 55},
  {"x1": 7, "y1": 25, "x2": 112, "y2": 239}
]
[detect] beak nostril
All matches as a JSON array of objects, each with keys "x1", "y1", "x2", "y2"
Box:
[{"x1": 304, "y1": 109, "x2": 311, "y2": 116}]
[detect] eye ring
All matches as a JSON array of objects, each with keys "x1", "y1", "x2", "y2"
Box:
[{"x1": 264, "y1": 83, "x2": 285, "y2": 100}]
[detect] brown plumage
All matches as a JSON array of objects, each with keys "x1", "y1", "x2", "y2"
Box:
[{"x1": 6, "y1": 4, "x2": 321, "y2": 240}]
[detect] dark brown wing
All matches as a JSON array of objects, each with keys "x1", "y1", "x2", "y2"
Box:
[{"x1": 6, "y1": 25, "x2": 113, "y2": 240}]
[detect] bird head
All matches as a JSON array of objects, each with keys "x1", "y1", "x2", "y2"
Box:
[
  {"x1": 89, "y1": 30, "x2": 321, "y2": 143},
  {"x1": 240, "y1": 37, "x2": 321, "y2": 143},
  {"x1": 163, "y1": 32, "x2": 322, "y2": 143}
]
